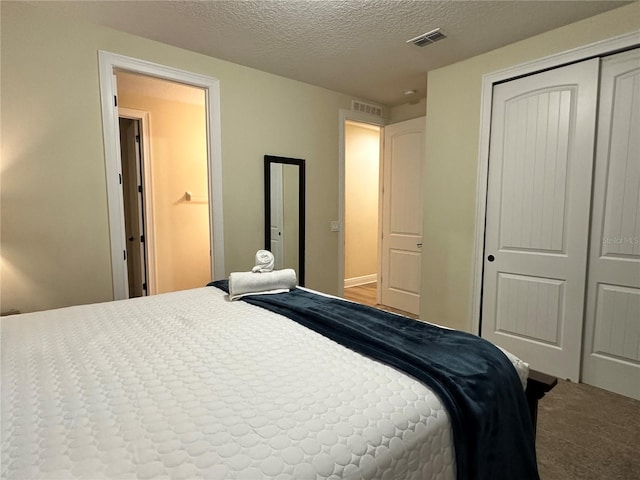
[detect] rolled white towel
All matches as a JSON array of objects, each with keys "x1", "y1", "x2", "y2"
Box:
[
  {"x1": 251, "y1": 250, "x2": 275, "y2": 273},
  {"x1": 228, "y1": 269, "x2": 297, "y2": 301}
]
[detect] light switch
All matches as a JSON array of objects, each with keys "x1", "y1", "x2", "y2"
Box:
[{"x1": 330, "y1": 221, "x2": 340, "y2": 232}]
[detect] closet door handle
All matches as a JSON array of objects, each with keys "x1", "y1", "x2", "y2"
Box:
[{"x1": 487, "y1": 254, "x2": 495, "y2": 262}]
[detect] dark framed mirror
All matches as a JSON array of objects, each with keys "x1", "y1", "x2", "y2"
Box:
[{"x1": 264, "y1": 155, "x2": 306, "y2": 286}]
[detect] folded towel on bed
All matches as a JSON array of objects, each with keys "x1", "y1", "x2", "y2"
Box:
[
  {"x1": 228, "y1": 269, "x2": 297, "y2": 300},
  {"x1": 251, "y1": 250, "x2": 275, "y2": 273}
]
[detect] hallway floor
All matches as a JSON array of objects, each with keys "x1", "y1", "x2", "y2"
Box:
[{"x1": 343, "y1": 282, "x2": 417, "y2": 319}]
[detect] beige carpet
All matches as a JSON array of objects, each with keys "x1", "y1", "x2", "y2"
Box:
[{"x1": 536, "y1": 379, "x2": 640, "y2": 480}]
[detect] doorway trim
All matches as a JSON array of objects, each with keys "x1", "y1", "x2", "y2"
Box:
[
  {"x1": 471, "y1": 30, "x2": 640, "y2": 335},
  {"x1": 98, "y1": 51, "x2": 225, "y2": 300},
  {"x1": 338, "y1": 109, "x2": 386, "y2": 298},
  {"x1": 118, "y1": 107, "x2": 156, "y2": 295}
]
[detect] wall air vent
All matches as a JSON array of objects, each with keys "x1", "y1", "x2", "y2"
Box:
[
  {"x1": 406, "y1": 28, "x2": 446, "y2": 47},
  {"x1": 351, "y1": 100, "x2": 383, "y2": 117}
]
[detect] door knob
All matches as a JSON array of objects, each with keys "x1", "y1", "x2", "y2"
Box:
[
  {"x1": 128, "y1": 236, "x2": 134, "y2": 241},
  {"x1": 417, "y1": 243, "x2": 423, "y2": 248},
  {"x1": 487, "y1": 254, "x2": 495, "y2": 262}
]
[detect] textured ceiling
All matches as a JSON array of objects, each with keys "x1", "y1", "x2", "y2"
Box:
[{"x1": 30, "y1": 0, "x2": 631, "y2": 106}]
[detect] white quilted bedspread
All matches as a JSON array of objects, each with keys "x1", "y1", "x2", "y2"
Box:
[{"x1": 1, "y1": 287, "x2": 457, "y2": 479}]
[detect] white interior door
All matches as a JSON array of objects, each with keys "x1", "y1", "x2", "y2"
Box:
[
  {"x1": 582, "y1": 49, "x2": 640, "y2": 400},
  {"x1": 481, "y1": 59, "x2": 599, "y2": 381},
  {"x1": 270, "y1": 163, "x2": 285, "y2": 270},
  {"x1": 380, "y1": 117, "x2": 425, "y2": 315},
  {"x1": 132, "y1": 120, "x2": 148, "y2": 295},
  {"x1": 120, "y1": 119, "x2": 145, "y2": 298}
]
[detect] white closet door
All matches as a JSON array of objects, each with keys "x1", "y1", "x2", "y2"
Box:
[
  {"x1": 482, "y1": 59, "x2": 599, "y2": 381},
  {"x1": 582, "y1": 49, "x2": 640, "y2": 400}
]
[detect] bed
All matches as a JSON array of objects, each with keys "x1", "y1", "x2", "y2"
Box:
[{"x1": 1, "y1": 282, "x2": 550, "y2": 480}]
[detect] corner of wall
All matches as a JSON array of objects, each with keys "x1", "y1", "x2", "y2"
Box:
[{"x1": 389, "y1": 97, "x2": 427, "y2": 124}]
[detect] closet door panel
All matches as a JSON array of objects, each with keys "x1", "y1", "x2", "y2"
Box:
[
  {"x1": 482, "y1": 59, "x2": 599, "y2": 381},
  {"x1": 582, "y1": 48, "x2": 640, "y2": 400}
]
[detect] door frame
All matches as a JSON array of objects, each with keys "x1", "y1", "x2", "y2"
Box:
[
  {"x1": 98, "y1": 51, "x2": 225, "y2": 300},
  {"x1": 118, "y1": 107, "x2": 156, "y2": 295},
  {"x1": 338, "y1": 109, "x2": 386, "y2": 298},
  {"x1": 471, "y1": 31, "x2": 640, "y2": 335}
]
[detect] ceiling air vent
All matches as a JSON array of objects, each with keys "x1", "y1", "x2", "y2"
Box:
[
  {"x1": 351, "y1": 100, "x2": 383, "y2": 117},
  {"x1": 406, "y1": 28, "x2": 446, "y2": 47}
]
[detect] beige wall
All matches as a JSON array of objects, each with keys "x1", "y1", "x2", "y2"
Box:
[
  {"x1": 0, "y1": 2, "x2": 354, "y2": 313},
  {"x1": 117, "y1": 78, "x2": 211, "y2": 294},
  {"x1": 344, "y1": 122, "x2": 380, "y2": 282},
  {"x1": 420, "y1": 3, "x2": 640, "y2": 332},
  {"x1": 389, "y1": 98, "x2": 426, "y2": 123}
]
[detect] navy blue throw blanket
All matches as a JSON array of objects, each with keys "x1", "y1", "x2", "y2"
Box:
[{"x1": 208, "y1": 280, "x2": 539, "y2": 480}]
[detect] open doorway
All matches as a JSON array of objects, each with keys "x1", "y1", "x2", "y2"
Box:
[
  {"x1": 98, "y1": 51, "x2": 225, "y2": 301},
  {"x1": 339, "y1": 113, "x2": 425, "y2": 318},
  {"x1": 116, "y1": 71, "x2": 211, "y2": 295},
  {"x1": 343, "y1": 121, "x2": 381, "y2": 297}
]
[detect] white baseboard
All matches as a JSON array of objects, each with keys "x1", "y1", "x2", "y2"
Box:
[{"x1": 344, "y1": 274, "x2": 377, "y2": 288}]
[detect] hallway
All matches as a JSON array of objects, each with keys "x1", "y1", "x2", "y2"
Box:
[{"x1": 343, "y1": 283, "x2": 417, "y2": 319}]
